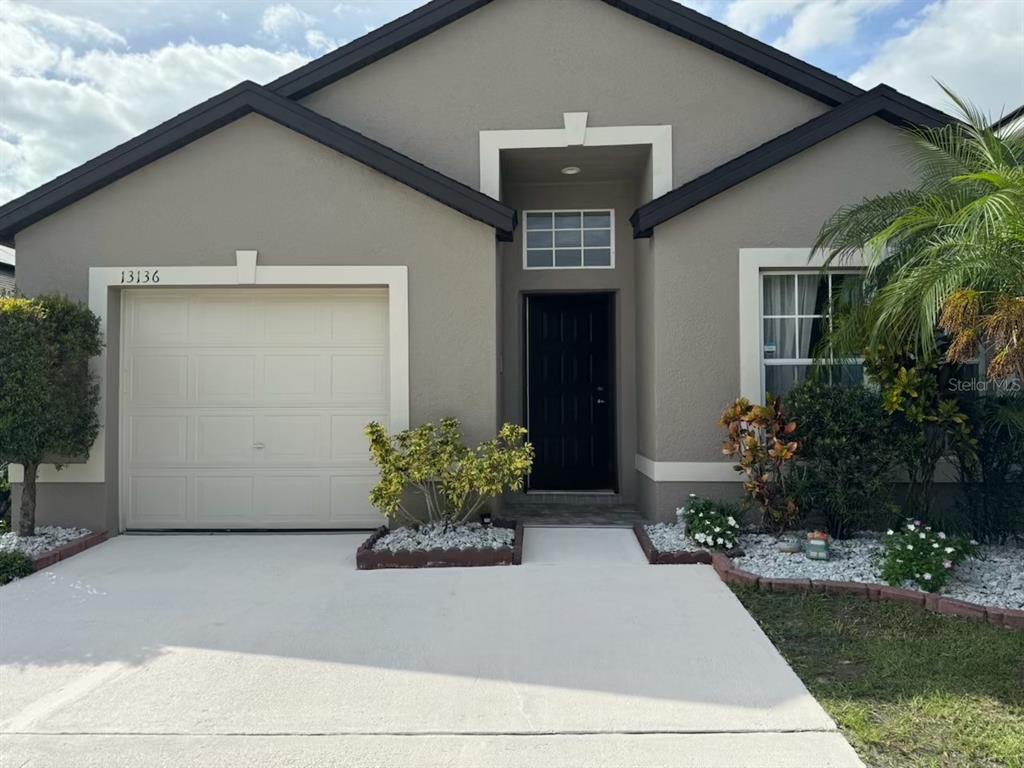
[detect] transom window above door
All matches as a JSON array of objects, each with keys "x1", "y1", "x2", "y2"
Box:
[{"x1": 523, "y1": 210, "x2": 614, "y2": 269}]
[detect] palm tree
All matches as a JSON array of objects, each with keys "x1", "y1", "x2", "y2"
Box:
[{"x1": 813, "y1": 86, "x2": 1024, "y2": 381}]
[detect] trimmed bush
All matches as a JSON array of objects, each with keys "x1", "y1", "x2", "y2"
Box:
[
  {"x1": 0, "y1": 550, "x2": 35, "y2": 585},
  {"x1": 785, "y1": 380, "x2": 901, "y2": 538}
]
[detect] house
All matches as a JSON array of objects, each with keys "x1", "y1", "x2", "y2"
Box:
[
  {"x1": 0, "y1": 0, "x2": 951, "y2": 533},
  {"x1": 0, "y1": 246, "x2": 13, "y2": 295}
]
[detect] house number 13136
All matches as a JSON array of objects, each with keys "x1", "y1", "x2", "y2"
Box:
[{"x1": 120, "y1": 269, "x2": 160, "y2": 284}]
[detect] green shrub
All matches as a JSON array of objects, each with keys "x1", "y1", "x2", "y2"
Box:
[
  {"x1": 785, "y1": 380, "x2": 901, "y2": 538},
  {"x1": 880, "y1": 519, "x2": 976, "y2": 592},
  {"x1": 947, "y1": 392, "x2": 1024, "y2": 543},
  {"x1": 0, "y1": 550, "x2": 35, "y2": 585},
  {"x1": 365, "y1": 418, "x2": 534, "y2": 527},
  {"x1": 682, "y1": 494, "x2": 740, "y2": 550},
  {"x1": 0, "y1": 295, "x2": 103, "y2": 536}
]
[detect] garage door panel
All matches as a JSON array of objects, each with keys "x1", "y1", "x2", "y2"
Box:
[
  {"x1": 254, "y1": 476, "x2": 326, "y2": 522},
  {"x1": 130, "y1": 355, "x2": 189, "y2": 404},
  {"x1": 331, "y1": 353, "x2": 387, "y2": 403},
  {"x1": 196, "y1": 415, "x2": 256, "y2": 463},
  {"x1": 197, "y1": 354, "x2": 256, "y2": 402},
  {"x1": 129, "y1": 416, "x2": 188, "y2": 464},
  {"x1": 262, "y1": 354, "x2": 323, "y2": 399},
  {"x1": 123, "y1": 288, "x2": 389, "y2": 530},
  {"x1": 331, "y1": 413, "x2": 384, "y2": 464},
  {"x1": 260, "y1": 415, "x2": 323, "y2": 463},
  {"x1": 196, "y1": 476, "x2": 254, "y2": 522},
  {"x1": 190, "y1": 297, "x2": 256, "y2": 342},
  {"x1": 130, "y1": 476, "x2": 189, "y2": 525},
  {"x1": 331, "y1": 297, "x2": 387, "y2": 346}
]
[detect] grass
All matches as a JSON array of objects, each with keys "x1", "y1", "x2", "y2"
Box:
[{"x1": 734, "y1": 588, "x2": 1024, "y2": 768}]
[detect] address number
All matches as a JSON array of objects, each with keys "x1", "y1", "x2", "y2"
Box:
[{"x1": 120, "y1": 269, "x2": 160, "y2": 285}]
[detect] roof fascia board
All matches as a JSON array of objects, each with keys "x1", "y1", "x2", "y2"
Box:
[{"x1": 630, "y1": 87, "x2": 953, "y2": 237}]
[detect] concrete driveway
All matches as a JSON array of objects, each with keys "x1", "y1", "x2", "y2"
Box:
[{"x1": 0, "y1": 529, "x2": 862, "y2": 767}]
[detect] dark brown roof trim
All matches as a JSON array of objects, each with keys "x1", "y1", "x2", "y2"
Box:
[
  {"x1": 630, "y1": 85, "x2": 953, "y2": 237},
  {"x1": 991, "y1": 103, "x2": 1024, "y2": 131},
  {"x1": 0, "y1": 82, "x2": 516, "y2": 246},
  {"x1": 268, "y1": 0, "x2": 862, "y2": 106}
]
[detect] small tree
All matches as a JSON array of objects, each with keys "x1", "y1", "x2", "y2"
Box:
[
  {"x1": 365, "y1": 418, "x2": 534, "y2": 528},
  {"x1": 0, "y1": 295, "x2": 102, "y2": 536}
]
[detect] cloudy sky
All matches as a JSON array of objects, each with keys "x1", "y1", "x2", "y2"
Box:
[{"x1": 1, "y1": 0, "x2": 1022, "y2": 206}]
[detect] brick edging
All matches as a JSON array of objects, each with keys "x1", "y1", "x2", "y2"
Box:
[
  {"x1": 31, "y1": 531, "x2": 110, "y2": 571},
  {"x1": 356, "y1": 520, "x2": 523, "y2": 570},
  {"x1": 710, "y1": 552, "x2": 1023, "y2": 631}
]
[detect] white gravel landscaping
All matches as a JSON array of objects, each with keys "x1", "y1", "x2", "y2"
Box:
[
  {"x1": 373, "y1": 523, "x2": 515, "y2": 552},
  {"x1": 0, "y1": 526, "x2": 91, "y2": 558},
  {"x1": 644, "y1": 523, "x2": 1024, "y2": 610},
  {"x1": 731, "y1": 533, "x2": 1024, "y2": 610}
]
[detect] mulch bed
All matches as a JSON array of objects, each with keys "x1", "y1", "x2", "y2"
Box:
[{"x1": 356, "y1": 520, "x2": 524, "y2": 570}]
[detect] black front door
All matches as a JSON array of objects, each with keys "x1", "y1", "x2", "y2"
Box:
[{"x1": 525, "y1": 293, "x2": 615, "y2": 490}]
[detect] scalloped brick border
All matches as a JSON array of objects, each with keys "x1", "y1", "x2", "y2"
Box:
[
  {"x1": 709, "y1": 552, "x2": 1023, "y2": 631},
  {"x1": 356, "y1": 521, "x2": 524, "y2": 570},
  {"x1": 632, "y1": 523, "x2": 712, "y2": 564},
  {"x1": 30, "y1": 531, "x2": 110, "y2": 571}
]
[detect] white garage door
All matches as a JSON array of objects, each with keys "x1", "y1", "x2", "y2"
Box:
[{"x1": 120, "y1": 288, "x2": 388, "y2": 529}]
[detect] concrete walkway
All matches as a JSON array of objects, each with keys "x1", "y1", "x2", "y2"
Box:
[{"x1": 0, "y1": 529, "x2": 862, "y2": 767}]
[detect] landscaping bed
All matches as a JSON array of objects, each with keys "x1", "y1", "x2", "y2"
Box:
[
  {"x1": 732, "y1": 533, "x2": 1024, "y2": 611},
  {"x1": 0, "y1": 526, "x2": 109, "y2": 575},
  {"x1": 735, "y1": 587, "x2": 1024, "y2": 768},
  {"x1": 356, "y1": 521, "x2": 524, "y2": 569}
]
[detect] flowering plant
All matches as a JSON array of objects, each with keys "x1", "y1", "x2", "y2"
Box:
[
  {"x1": 681, "y1": 494, "x2": 740, "y2": 551},
  {"x1": 880, "y1": 519, "x2": 976, "y2": 592}
]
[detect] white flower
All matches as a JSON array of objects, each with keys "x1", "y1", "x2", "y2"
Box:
[
  {"x1": 923, "y1": 573, "x2": 932, "y2": 581},
  {"x1": 938, "y1": 532, "x2": 946, "y2": 540},
  {"x1": 932, "y1": 542, "x2": 939, "y2": 549},
  {"x1": 714, "y1": 527, "x2": 721, "y2": 533},
  {"x1": 906, "y1": 544, "x2": 914, "y2": 550},
  {"x1": 907, "y1": 523, "x2": 916, "y2": 531},
  {"x1": 886, "y1": 529, "x2": 894, "y2": 536},
  {"x1": 970, "y1": 540, "x2": 979, "y2": 546},
  {"x1": 919, "y1": 532, "x2": 926, "y2": 539},
  {"x1": 716, "y1": 537, "x2": 724, "y2": 545},
  {"x1": 727, "y1": 517, "x2": 737, "y2": 527},
  {"x1": 689, "y1": 493, "x2": 697, "y2": 499},
  {"x1": 944, "y1": 547, "x2": 955, "y2": 554}
]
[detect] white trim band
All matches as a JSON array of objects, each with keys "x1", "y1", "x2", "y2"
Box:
[
  {"x1": 10, "y1": 252, "x2": 410, "y2": 485},
  {"x1": 635, "y1": 455, "x2": 739, "y2": 483},
  {"x1": 479, "y1": 112, "x2": 672, "y2": 202}
]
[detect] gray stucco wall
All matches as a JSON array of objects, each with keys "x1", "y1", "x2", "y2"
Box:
[
  {"x1": 302, "y1": 0, "x2": 827, "y2": 193},
  {"x1": 13, "y1": 114, "x2": 499, "y2": 530},
  {"x1": 499, "y1": 180, "x2": 641, "y2": 501},
  {"x1": 647, "y1": 118, "x2": 921, "y2": 465}
]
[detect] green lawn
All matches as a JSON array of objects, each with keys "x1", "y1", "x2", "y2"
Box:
[{"x1": 733, "y1": 588, "x2": 1024, "y2": 768}]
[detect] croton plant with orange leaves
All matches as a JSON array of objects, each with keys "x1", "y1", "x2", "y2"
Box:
[{"x1": 720, "y1": 396, "x2": 800, "y2": 533}]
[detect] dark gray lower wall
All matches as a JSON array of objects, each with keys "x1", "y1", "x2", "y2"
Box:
[
  {"x1": 637, "y1": 473, "x2": 746, "y2": 523},
  {"x1": 11, "y1": 483, "x2": 114, "y2": 533}
]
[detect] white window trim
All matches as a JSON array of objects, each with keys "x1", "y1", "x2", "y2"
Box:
[
  {"x1": 739, "y1": 248, "x2": 865, "y2": 404},
  {"x1": 9, "y1": 252, "x2": 410, "y2": 486},
  {"x1": 479, "y1": 112, "x2": 672, "y2": 202},
  {"x1": 522, "y1": 208, "x2": 615, "y2": 270}
]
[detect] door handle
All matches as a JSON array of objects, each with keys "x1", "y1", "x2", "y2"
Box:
[
  {"x1": 596, "y1": 398, "x2": 607, "y2": 404},
  {"x1": 253, "y1": 443, "x2": 266, "y2": 450}
]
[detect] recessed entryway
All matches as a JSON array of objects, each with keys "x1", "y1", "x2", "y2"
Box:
[{"x1": 524, "y1": 292, "x2": 616, "y2": 491}]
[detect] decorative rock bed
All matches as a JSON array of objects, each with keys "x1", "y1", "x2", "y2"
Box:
[
  {"x1": 0, "y1": 526, "x2": 109, "y2": 572},
  {"x1": 633, "y1": 523, "x2": 1023, "y2": 630},
  {"x1": 356, "y1": 521, "x2": 524, "y2": 569}
]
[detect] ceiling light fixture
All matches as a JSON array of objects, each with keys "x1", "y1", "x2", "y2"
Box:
[{"x1": 560, "y1": 166, "x2": 582, "y2": 175}]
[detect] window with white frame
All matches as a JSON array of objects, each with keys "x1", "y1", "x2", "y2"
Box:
[
  {"x1": 761, "y1": 271, "x2": 864, "y2": 397},
  {"x1": 523, "y1": 210, "x2": 614, "y2": 269}
]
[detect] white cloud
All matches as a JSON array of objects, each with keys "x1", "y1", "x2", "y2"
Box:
[
  {"x1": 0, "y1": 0, "x2": 125, "y2": 46},
  {"x1": 725, "y1": 0, "x2": 804, "y2": 36},
  {"x1": 851, "y1": 0, "x2": 1024, "y2": 115},
  {"x1": 260, "y1": 3, "x2": 316, "y2": 38},
  {"x1": 774, "y1": 1, "x2": 862, "y2": 57},
  {"x1": 0, "y1": 39, "x2": 307, "y2": 203}
]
